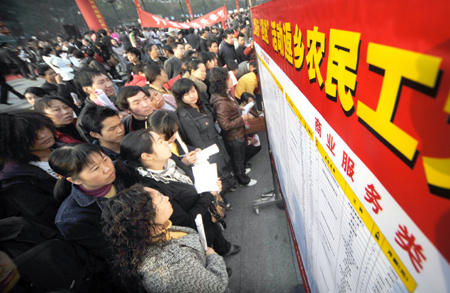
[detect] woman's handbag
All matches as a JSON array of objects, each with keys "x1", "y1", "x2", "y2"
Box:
[
  {"x1": 107, "y1": 55, "x2": 120, "y2": 67},
  {"x1": 245, "y1": 116, "x2": 266, "y2": 134},
  {"x1": 209, "y1": 194, "x2": 227, "y2": 229}
]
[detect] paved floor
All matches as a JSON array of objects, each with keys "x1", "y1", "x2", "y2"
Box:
[
  {"x1": 222, "y1": 133, "x2": 303, "y2": 292},
  {"x1": 0, "y1": 77, "x2": 42, "y2": 113}
]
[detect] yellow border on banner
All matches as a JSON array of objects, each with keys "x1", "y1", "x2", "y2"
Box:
[{"x1": 256, "y1": 51, "x2": 417, "y2": 292}]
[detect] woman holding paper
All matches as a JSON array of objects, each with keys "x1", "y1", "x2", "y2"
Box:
[
  {"x1": 115, "y1": 129, "x2": 240, "y2": 257},
  {"x1": 172, "y1": 78, "x2": 236, "y2": 200},
  {"x1": 210, "y1": 67, "x2": 258, "y2": 186},
  {"x1": 102, "y1": 184, "x2": 230, "y2": 293}
]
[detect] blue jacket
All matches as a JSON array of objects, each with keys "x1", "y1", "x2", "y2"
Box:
[{"x1": 55, "y1": 185, "x2": 115, "y2": 262}]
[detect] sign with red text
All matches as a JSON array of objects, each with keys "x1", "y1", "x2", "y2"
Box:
[
  {"x1": 135, "y1": 3, "x2": 228, "y2": 29},
  {"x1": 75, "y1": 0, "x2": 109, "y2": 32},
  {"x1": 252, "y1": 0, "x2": 450, "y2": 292}
]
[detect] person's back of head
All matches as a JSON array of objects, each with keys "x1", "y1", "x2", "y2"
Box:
[
  {"x1": 146, "y1": 110, "x2": 178, "y2": 140},
  {"x1": 162, "y1": 45, "x2": 173, "y2": 55},
  {"x1": 198, "y1": 52, "x2": 213, "y2": 65},
  {"x1": 226, "y1": 61, "x2": 238, "y2": 73},
  {"x1": 209, "y1": 67, "x2": 229, "y2": 96},
  {"x1": 184, "y1": 50, "x2": 197, "y2": 60},
  {"x1": 143, "y1": 64, "x2": 164, "y2": 84},
  {"x1": 72, "y1": 49, "x2": 85, "y2": 59},
  {"x1": 132, "y1": 63, "x2": 146, "y2": 76},
  {"x1": 188, "y1": 28, "x2": 194, "y2": 35},
  {"x1": 166, "y1": 36, "x2": 175, "y2": 46},
  {"x1": 85, "y1": 49, "x2": 95, "y2": 58}
]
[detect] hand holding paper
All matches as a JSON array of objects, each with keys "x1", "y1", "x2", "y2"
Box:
[{"x1": 192, "y1": 163, "x2": 219, "y2": 194}]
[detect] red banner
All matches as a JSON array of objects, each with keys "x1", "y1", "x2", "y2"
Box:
[
  {"x1": 235, "y1": 0, "x2": 240, "y2": 11},
  {"x1": 185, "y1": 0, "x2": 194, "y2": 19},
  {"x1": 252, "y1": 0, "x2": 450, "y2": 291},
  {"x1": 75, "y1": 0, "x2": 109, "y2": 32},
  {"x1": 134, "y1": 2, "x2": 228, "y2": 29}
]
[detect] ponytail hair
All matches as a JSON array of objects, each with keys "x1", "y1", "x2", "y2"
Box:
[{"x1": 49, "y1": 144, "x2": 104, "y2": 201}]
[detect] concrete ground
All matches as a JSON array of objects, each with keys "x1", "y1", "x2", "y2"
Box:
[
  {"x1": 0, "y1": 77, "x2": 43, "y2": 113},
  {"x1": 222, "y1": 132, "x2": 304, "y2": 293}
]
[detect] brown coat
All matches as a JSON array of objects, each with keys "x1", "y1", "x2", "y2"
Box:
[{"x1": 210, "y1": 93, "x2": 245, "y2": 141}]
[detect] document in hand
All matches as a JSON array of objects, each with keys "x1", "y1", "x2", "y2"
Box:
[
  {"x1": 194, "y1": 144, "x2": 220, "y2": 165},
  {"x1": 192, "y1": 163, "x2": 219, "y2": 194},
  {"x1": 242, "y1": 101, "x2": 255, "y2": 115}
]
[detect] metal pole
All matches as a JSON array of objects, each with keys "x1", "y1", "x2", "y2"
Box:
[
  {"x1": 179, "y1": 0, "x2": 186, "y2": 18},
  {"x1": 202, "y1": 0, "x2": 207, "y2": 14},
  {"x1": 140, "y1": 0, "x2": 148, "y2": 11},
  {"x1": 110, "y1": 3, "x2": 121, "y2": 22}
]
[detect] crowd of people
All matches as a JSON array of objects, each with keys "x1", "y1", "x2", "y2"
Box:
[{"x1": 0, "y1": 10, "x2": 263, "y2": 293}]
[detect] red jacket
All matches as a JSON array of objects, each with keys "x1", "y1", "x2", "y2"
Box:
[{"x1": 125, "y1": 74, "x2": 147, "y2": 87}]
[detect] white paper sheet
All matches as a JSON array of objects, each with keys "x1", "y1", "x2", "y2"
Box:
[{"x1": 192, "y1": 163, "x2": 219, "y2": 193}]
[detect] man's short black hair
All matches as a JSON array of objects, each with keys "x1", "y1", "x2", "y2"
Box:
[
  {"x1": 126, "y1": 47, "x2": 141, "y2": 59},
  {"x1": 79, "y1": 105, "x2": 119, "y2": 138},
  {"x1": 162, "y1": 45, "x2": 173, "y2": 54},
  {"x1": 198, "y1": 52, "x2": 214, "y2": 64},
  {"x1": 171, "y1": 42, "x2": 183, "y2": 50},
  {"x1": 222, "y1": 29, "x2": 234, "y2": 40},
  {"x1": 72, "y1": 49, "x2": 85, "y2": 59},
  {"x1": 239, "y1": 24, "x2": 246, "y2": 30},
  {"x1": 237, "y1": 33, "x2": 245, "y2": 40},
  {"x1": 74, "y1": 68, "x2": 106, "y2": 88},
  {"x1": 117, "y1": 86, "x2": 147, "y2": 111},
  {"x1": 207, "y1": 39, "x2": 218, "y2": 48},
  {"x1": 144, "y1": 43, "x2": 157, "y2": 53},
  {"x1": 37, "y1": 65, "x2": 52, "y2": 76}
]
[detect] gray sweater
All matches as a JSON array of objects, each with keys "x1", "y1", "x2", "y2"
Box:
[{"x1": 139, "y1": 225, "x2": 229, "y2": 293}]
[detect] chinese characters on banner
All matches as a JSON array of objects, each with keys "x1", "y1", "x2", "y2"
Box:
[
  {"x1": 251, "y1": 0, "x2": 450, "y2": 291},
  {"x1": 134, "y1": 2, "x2": 228, "y2": 29},
  {"x1": 75, "y1": 0, "x2": 109, "y2": 32},
  {"x1": 185, "y1": 0, "x2": 194, "y2": 19}
]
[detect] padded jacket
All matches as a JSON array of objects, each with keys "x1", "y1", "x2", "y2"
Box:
[{"x1": 210, "y1": 93, "x2": 245, "y2": 141}]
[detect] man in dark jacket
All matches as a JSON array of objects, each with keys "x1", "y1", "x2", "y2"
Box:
[
  {"x1": 218, "y1": 30, "x2": 238, "y2": 67},
  {"x1": 0, "y1": 42, "x2": 32, "y2": 79},
  {"x1": 118, "y1": 29, "x2": 132, "y2": 50},
  {"x1": 235, "y1": 33, "x2": 249, "y2": 64},
  {"x1": 38, "y1": 65, "x2": 82, "y2": 114},
  {"x1": 199, "y1": 29, "x2": 209, "y2": 52},
  {"x1": 185, "y1": 28, "x2": 200, "y2": 51}
]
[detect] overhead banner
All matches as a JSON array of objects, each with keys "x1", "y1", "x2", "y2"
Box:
[
  {"x1": 75, "y1": 0, "x2": 109, "y2": 32},
  {"x1": 251, "y1": 0, "x2": 450, "y2": 292},
  {"x1": 134, "y1": 2, "x2": 228, "y2": 29}
]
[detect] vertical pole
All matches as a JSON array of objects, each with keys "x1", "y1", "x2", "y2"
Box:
[
  {"x1": 202, "y1": 0, "x2": 207, "y2": 14},
  {"x1": 179, "y1": 0, "x2": 186, "y2": 18},
  {"x1": 139, "y1": 0, "x2": 147, "y2": 11}
]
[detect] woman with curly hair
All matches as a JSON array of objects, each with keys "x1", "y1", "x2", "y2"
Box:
[
  {"x1": 0, "y1": 111, "x2": 62, "y2": 228},
  {"x1": 102, "y1": 184, "x2": 230, "y2": 293},
  {"x1": 115, "y1": 129, "x2": 241, "y2": 257},
  {"x1": 209, "y1": 67, "x2": 259, "y2": 186}
]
